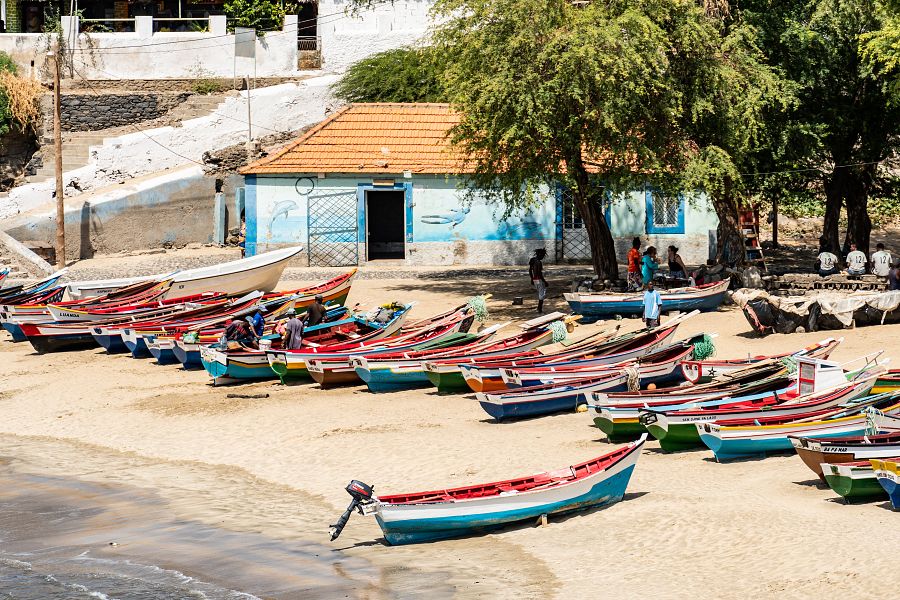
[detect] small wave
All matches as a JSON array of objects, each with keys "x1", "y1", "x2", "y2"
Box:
[{"x1": 0, "y1": 556, "x2": 32, "y2": 570}]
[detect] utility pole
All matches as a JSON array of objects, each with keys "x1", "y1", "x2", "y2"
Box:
[
  {"x1": 245, "y1": 75, "x2": 253, "y2": 163},
  {"x1": 50, "y1": 50, "x2": 66, "y2": 269}
]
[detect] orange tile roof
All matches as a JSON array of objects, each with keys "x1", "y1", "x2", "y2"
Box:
[{"x1": 241, "y1": 103, "x2": 470, "y2": 175}]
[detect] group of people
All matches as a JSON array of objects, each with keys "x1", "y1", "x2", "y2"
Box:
[
  {"x1": 816, "y1": 242, "x2": 900, "y2": 289},
  {"x1": 627, "y1": 238, "x2": 687, "y2": 292},
  {"x1": 221, "y1": 294, "x2": 329, "y2": 351}
]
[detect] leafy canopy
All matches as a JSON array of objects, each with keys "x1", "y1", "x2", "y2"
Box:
[{"x1": 332, "y1": 47, "x2": 446, "y2": 103}]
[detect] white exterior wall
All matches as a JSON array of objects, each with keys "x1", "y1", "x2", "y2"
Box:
[{"x1": 318, "y1": 0, "x2": 434, "y2": 72}]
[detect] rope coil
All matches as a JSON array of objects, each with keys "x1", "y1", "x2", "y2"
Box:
[
  {"x1": 467, "y1": 295, "x2": 490, "y2": 322},
  {"x1": 691, "y1": 335, "x2": 716, "y2": 360},
  {"x1": 624, "y1": 366, "x2": 640, "y2": 392},
  {"x1": 548, "y1": 320, "x2": 568, "y2": 343}
]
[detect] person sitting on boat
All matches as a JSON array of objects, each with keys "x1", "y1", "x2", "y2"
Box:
[
  {"x1": 815, "y1": 246, "x2": 839, "y2": 277},
  {"x1": 845, "y1": 242, "x2": 867, "y2": 277},
  {"x1": 223, "y1": 316, "x2": 256, "y2": 350},
  {"x1": 249, "y1": 305, "x2": 267, "y2": 337},
  {"x1": 642, "y1": 280, "x2": 662, "y2": 328},
  {"x1": 306, "y1": 294, "x2": 327, "y2": 326},
  {"x1": 528, "y1": 248, "x2": 548, "y2": 314},
  {"x1": 641, "y1": 246, "x2": 659, "y2": 287},
  {"x1": 889, "y1": 259, "x2": 900, "y2": 291},
  {"x1": 281, "y1": 308, "x2": 305, "y2": 350},
  {"x1": 667, "y1": 245, "x2": 687, "y2": 280},
  {"x1": 626, "y1": 237, "x2": 642, "y2": 291},
  {"x1": 871, "y1": 243, "x2": 892, "y2": 280}
]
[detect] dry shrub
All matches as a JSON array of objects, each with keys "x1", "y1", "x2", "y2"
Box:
[{"x1": 0, "y1": 71, "x2": 44, "y2": 132}]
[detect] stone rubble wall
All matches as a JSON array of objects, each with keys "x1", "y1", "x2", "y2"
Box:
[
  {"x1": 0, "y1": 130, "x2": 38, "y2": 190},
  {"x1": 50, "y1": 92, "x2": 192, "y2": 133}
]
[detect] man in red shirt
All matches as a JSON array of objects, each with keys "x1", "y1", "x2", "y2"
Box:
[{"x1": 627, "y1": 237, "x2": 642, "y2": 291}]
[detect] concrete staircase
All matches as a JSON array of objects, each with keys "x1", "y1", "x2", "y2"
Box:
[
  {"x1": 0, "y1": 246, "x2": 34, "y2": 280},
  {"x1": 23, "y1": 93, "x2": 233, "y2": 186}
]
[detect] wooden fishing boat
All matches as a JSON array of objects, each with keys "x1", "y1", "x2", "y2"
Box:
[
  {"x1": 563, "y1": 280, "x2": 729, "y2": 322},
  {"x1": 0, "y1": 269, "x2": 67, "y2": 302},
  {"x1": 680, "y1": 338, "x2": 841, "y2": 383},
  {"x1": 334, "y1": 435, "x2": 647, "y2": 545},
  {"x1": 204, "y1": 303, "x2": 416, "y2": 384},
  {"x1": 1, "y1": 287, "x2": 68, "y2": 341},
  {"x1": 65, "y1": 246, "x2": 304, "y2": 300},
  {"x1": 500, "y1": 338, "x2": 696, "y2": 391},
  {"x1": 461, "y1": 324, "x2": 679, "y2": 393},
  {"x1": 873, "y1": 369, "x2": 900, "y2": 394},
  {"x1": 823, "y1": 461, "x2": 887, "y2": 502},
  {"x1": 789, "y1": 432, "x2": 900, "y2": 482},
  {"x1": 696, "y1": 390, "x2": 900, "y2": 462},
  {"x1": 639, "y1": 358, "x2": 867, "y2": 451},
  {"x1": 869, "y1": 458, "x2": 900, "y2": 510}
]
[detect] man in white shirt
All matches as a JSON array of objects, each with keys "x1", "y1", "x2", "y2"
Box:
[
  {"x1": 816, "y1": 248, "x2": 839, "y2": 277},
  {"x1": 642, "y1": 280, "x2": 663, "y2": 328},
  {"x1": 871, "y1": 243, "x2": 892, "y2": 278},
  {"x1": 846, "y1": 243, "x2": 867, "y2": 276}
]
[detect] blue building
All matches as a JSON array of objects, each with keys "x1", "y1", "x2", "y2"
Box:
[{"x1": 241, "y1": 103, "x2": 719, "y2": 267}]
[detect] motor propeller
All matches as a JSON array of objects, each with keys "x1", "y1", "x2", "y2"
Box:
[{"x1": 329, "y1": 480, "x2": 375, "y2": 541}]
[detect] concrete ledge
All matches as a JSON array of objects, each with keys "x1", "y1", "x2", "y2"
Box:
[{"x1": 0, "y1": 229, "x2": 55, "y2": 277}]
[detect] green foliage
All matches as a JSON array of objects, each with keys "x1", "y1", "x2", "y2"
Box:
[
  {"x1": 861, "y1": 1, "x2": 900, "y2": 102},
  {"x1": 192, "y1": 78, "x2": 226, "y2": 95},
  {"x1": 0, "y1": 51, "x2": 17, "y2": 137},
  {"x1": 332, "y1": 47, "x2": 446, "y2": 103},
  {"x1": 224, "y1": 0, "x2": 292, "y2": 32}
]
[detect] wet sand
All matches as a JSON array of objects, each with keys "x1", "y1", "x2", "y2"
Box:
[{"x1": 1, "y1": 276, "x2": 899, "y2": 599}]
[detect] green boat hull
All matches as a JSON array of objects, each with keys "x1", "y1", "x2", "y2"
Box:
[
  {"x1": 646, "y1": 423, "x2": 705, "y2": 452},
  {"x1": 425, "y1": 370, "x2": 470, "y2": 393},
  {"x1": 824, "y1": 473, "x2": 887, "y2": 501},
  {"x1": 592, "y1": 417, "x2": 646, "y2": 443}
]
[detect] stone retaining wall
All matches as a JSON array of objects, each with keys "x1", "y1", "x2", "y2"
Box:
[
  {"x1": 43, "y1": 92, "x2": 192, "y2": 132},
  {"x1": 0, "y1": 130, "x2": 38, "y2": 191}
]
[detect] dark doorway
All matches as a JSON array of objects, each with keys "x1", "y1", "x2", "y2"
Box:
[{"x1": 366, "y1": 190, "x2": 405, "y2": 260}]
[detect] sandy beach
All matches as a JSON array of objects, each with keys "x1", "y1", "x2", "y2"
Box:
[{"x1": 2, "y1": 273, "x2": 899, "y2": 599}]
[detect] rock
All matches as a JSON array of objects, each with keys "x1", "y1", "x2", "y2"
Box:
[{"x1": 185, "y1": 242, "x2": 203, "y2": 250}]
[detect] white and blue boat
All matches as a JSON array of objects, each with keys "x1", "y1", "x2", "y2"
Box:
[
  {"x1": 477, "y1": 371, "x2": 629, "y2": 420},
  {"x1": 564, "y1": 280, "x2": 729, "y2": 322},
  {"x1": 350, "y1": 435, "x2": 646, "y2": 545}
]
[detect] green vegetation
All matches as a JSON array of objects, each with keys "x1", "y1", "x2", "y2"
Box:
[
  {"x1": 332, "y1": 48, "x2": 446, "y2": 103},
  {"x1": 0, "y1": 51, "x2": 19, "y2": 136},
  {"x1": 223, "y1": 0, "x2": 305, "y2": 32}
]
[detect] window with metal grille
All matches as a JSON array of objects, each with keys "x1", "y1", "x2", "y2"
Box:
[
  {"x1": 653, "y1": 195, "x2": 679, "y2": 227},
  {"x1": 562, "y1": 189, "x2": 583, "y2": 229}
]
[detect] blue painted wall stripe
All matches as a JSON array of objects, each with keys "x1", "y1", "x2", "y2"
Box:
[{"x1": 245, "y1": 175, "x2": 258, "y2": 256}]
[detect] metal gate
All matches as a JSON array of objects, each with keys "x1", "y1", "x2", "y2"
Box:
[
  {"x1": 559, "y1": 187, "x2": 591, "y2": 262},
  {"x1": 307, "y1": 190, "x2": 359, "y2": 266}
]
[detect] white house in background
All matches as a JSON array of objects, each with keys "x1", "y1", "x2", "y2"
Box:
[{"x1": 0, "y1": 1, "x2": 434, "y2": 79}]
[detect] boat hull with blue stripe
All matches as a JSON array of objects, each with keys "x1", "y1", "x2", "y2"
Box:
[
  {"x1": 368, "y1": 436, "x2": 646, "y2": 545},
  {"x1": 564, "y1": 280, "x2": 729, "y2": 322}
]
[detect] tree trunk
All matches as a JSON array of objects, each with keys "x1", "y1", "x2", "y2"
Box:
[
  {"x1": 571, "y1": 162, "x2": 618, "y2": 280},
  {"x1": 842, "y1": 168, "x2": 873, "y2": 256},
  {"x1": 821, "y1": 171, "x2": 844, "y2": 254},
  {"x1": 711, "y1": 188, "x2": 744, "y2": 267}
]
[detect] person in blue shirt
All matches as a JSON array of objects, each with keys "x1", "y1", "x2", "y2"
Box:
[
  {"x1": 249, "y1": 305, "x2": 267, "y2": 337},
  {"x1": 641, "y1": 246, "x2": 659, "y2": 286},
  {"x1": 642, "y1": 280, "x2": 662, "y2": 328}
]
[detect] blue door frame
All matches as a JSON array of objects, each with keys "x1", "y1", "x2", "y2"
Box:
[{"x1": 356, "y1": 182, "x2": 414, "y2": 260}]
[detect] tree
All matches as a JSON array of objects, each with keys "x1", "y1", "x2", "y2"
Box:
[
  {"x1": 332, "y1": 47, "x2": 446, "y2": 103},
  {"x1": 0, "y1": 52, "x2": 16, "y2": 136},
  {"x1": 432, "y1": 0, "x2": 782, "y2": 277},
  {"x1": 741, "y1": 0, "x2": 900, "y2": 256},
  {"x1": 223, "y1": 0, "x2": 297, "y2": 32}
]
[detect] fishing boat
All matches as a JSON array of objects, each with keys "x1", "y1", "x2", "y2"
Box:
[
  {"x1": 680, "y1": 338, "x2": 841, "y2": 383},
  {"x1": 328, "y1": 435, "x2": 647, "y2": 545},
  {"x1": 65, "y1": 246, "x2": 304, "y2": 300},
  {"x1": 870, "y1": 458, "x2": 900, "y2": 510},
  {"x1": 563, "y1": 280, "x2": 730, "y2": 322},
  {"x1": 696, "y1": 389, "x2": 900, "y2": 462},
  {"x1": 789, "y1": 432, "x2": 900, "y2": 482},
  {"x1": 823, "y1": 461, "x2": 887, "y2": 502},
  {"x1": 202, "y1": 304, "x2": 419, "y2": 384},
  {"x1": 638, "y1": 357, "x2": 870, "y2": 451},
  {"x1": 873, "y1": 369, "x2": 900, "y2": 394},
  {"x1": 461, "y1": 323, "x2": 680, "y2": 394}
]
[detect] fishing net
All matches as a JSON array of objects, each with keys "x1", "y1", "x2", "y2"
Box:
[
  {"x1": 548, "y1": 320, "x2": 568, "y2": 343},
  {"x1": 183, "y1": 332, "x2": 199, "y2": 343},
  {"x1": 780, "y1": 356, "x2": 798, "y2": 374},
  {"x1": 624, "y1": 366, "x2": 640, "y2": 392},
  {"x1": 691, "y1": 335, "x2": 716, "y2": 360},
  {"x1": 864, "y1": 406, "x2": 885, "y2": 437},
  {"x1": 467, "y1": 295, "x2": 489, "y2": 322}
]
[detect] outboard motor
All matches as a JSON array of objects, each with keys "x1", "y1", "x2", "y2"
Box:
[{"x1": 329, "y1": 480, "x2": 375, "y2": 541}]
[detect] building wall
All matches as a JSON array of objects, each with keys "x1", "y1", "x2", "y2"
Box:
[{"x1": 248, "y1": 174, "x2": 556, "y2": 266}]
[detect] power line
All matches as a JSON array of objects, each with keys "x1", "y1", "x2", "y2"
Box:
[{"x1": 738, "y1": 160, "x2": 886, "y2": 178}]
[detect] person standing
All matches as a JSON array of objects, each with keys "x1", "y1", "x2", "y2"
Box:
[
  {"x1": 846, "y1": 243, "x2": 867, "y2": 276},
  {"x1": 626, "y1": 238, "x2": 642, "y2": 292},
  {"x1": 815, "y1": 247, "x2": 839, "y2": 277},
  {"x1": 280, "y1": 308, "x2": 305, "y2": 350},
  {"x1": 528, "y1": 248, "x2": 548, "y2": 314},
  {"x1": 871, "y1": 243, "x2": 892, "y2": 279},
  {"x1": 249, "y1": 306, "x2": 267, "y2": 337},
  {"x1": 306, "y1": 294, "x2": 327, "y2": 326},
  {"x1": 642, "y1": 280, "x2": 662, "y2": 328},
  {"x1": 641, "y1": 246, "x2": 659, "y2": 286},
  {"x1": 667, "y1": 245, "x2": 687, "y2": 279}
]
